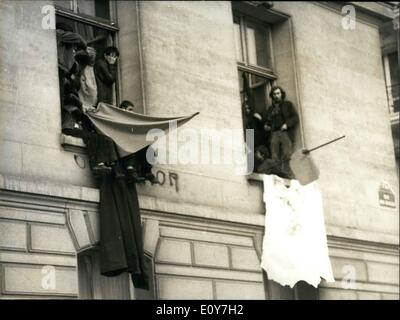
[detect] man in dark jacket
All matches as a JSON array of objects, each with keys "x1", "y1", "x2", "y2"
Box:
[
  {"x1": 94, "y1": 46, "x2": 119, "y2": 104},
  {"x1": 263, "y1": 86, "x2": 299, "y2": 178}
]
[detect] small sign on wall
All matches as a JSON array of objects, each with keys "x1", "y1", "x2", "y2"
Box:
[{"x1": 378, "y1": 181, "x2": 396, "y2": 208}]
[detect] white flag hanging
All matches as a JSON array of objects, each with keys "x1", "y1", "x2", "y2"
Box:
[{"x1": 260, "y1": 174, "x2": 335, "y2": 288}]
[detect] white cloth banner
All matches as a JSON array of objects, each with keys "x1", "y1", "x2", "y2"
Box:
[{"x1": 260, "y1": 174, "x2": 335, "y2": 288}]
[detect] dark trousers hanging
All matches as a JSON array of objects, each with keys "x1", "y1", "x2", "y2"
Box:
[{"x1": 98, "y1": 169, "x2": 149, "y2": 290}]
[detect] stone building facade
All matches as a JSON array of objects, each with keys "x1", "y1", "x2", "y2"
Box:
[{"x1": 0, "y1": 1, "x2": 398, "y2": 299}]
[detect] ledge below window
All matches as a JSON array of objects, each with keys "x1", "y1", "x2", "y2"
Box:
[
  {"x1": 60, "y1": 133, "x2": 87, "y2": 154},
  {"x1": 246, "y1": 172, "x2": 292, "y2": 186},
  {"x1": 246, "y1": 172, "x2": 264, "y2": 182}
]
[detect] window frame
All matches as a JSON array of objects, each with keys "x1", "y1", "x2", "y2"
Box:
[
  {"x1": 54, "y1": 0, "x2": 119, "y2": 30},
  {"x1": 234, "y1": 11, "x2": 277, "y2": 122},
  {"x1": 383, "y1": 52, "x2": 400, "y2": 117},
  {"x1": 55, "y1": 10, "x2": 121, "y2": 104},
  {"x1": 56, "y1": 0, "x2": 122, "y2": 150},
  {"x1": 234, "y1": 10, "x2": 278, "y2": 178},
  {"x1": 234, "y1": 13, "x2": 277, "y2": 82}
]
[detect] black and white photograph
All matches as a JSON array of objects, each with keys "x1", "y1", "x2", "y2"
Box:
[{"x1": 0, "y1": 0, "x2": 398, "y2": 306}]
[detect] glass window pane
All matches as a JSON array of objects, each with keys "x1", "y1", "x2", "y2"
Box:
[
  {"x1": 239, "y1": 70, "x2": 244, "y2": 94},
  {"x1": 246, "y1": 20, "x2": 272, "y2": 69},
  {"x1": 388, "y1": 52, "x2": 399, "y2": 113},
  {"x1": 250, "y1": 74, "x2": 269, "y2": 112},
  {"x1": 95, "y1": 0, "x2": 111, "y2": 20},
  {"x1": 76, "y1": 0, "x2": 110, "y2": 20},
  {"x1": 234, "y1": 22, "x2": 244, "y2": 62},
  {"x1": 54, "y1": 0, "x2": 73, "y2": 11},
  {"x1": 77, "y1": 0, "x2": 96, "y2": 16},
  {"x1": 388, "y1": 52, "x2": 399, "y2": 86},
  {"x1": 393, "y1": 97, "x2": 400, "y2": 113},
  {"x1": 246, "y1": 26, "x2": 257, "y2": 65},
  {"x1": 56, "y1": 16, "x2": 114, "y2": 55}
]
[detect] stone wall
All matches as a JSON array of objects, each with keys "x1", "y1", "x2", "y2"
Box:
[
  {"x1": 153, "y1": 219, "x2": 265, "y2": 299},
  {"x1": 0, "y1": 1, "x2": 398, "y2": 300},
  {"x1": 0, "y1": 0, "x2": 95, "y2": 187},
  {"x1": 0, "y1": 188, "x2": 79, "y2": 298},
  {"x1": 136, "y1": 1, "x2": 265, "y2": 217},
  {"x1": 273, "y1": 2, "x2": 399, "y2": 243}
]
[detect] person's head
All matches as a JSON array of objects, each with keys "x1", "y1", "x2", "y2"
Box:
[
  {"x1": 255, "y1": 145, "x2": 269, "y2": 161},
  {"x1": 56, "y1": 29, "x2": 86, "y2": 70},
  {"x1": 75, "y1": 47, "x2": 97, "y2": 67},
  {"x1": 244, "y1": 103, "x2": 251, "y2": 115},
  {"x1": 104, "y1": 46, "x2": 120, "y2": 65},
  {"x1": 87, "y1": 47, "x2": 96, "y2": 66},
  {"x1": 75, "y1": 49, "x2": 89, "y2": 66},
  {"x1": 269, "y1": 86, "x2": 286, "y2": 104},
  {"x1": 119, "y1": 100, "x2": 135, "y2": 112}
]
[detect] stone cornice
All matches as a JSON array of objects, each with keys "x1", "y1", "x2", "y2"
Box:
[{"x1": 0, "y1": 174, "x2": 398, "y2": 249}]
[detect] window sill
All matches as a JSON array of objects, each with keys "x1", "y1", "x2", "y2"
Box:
[
  {"x1": 246, "y1": 172, "x2": 264, "y2": 182},
  {"x1": 246, "y1": 172, "x2": 292, "y2": 186},
  {"x1": 60, "y1": 133, "x2": 87, "y2": 154},
  {"x1": 390, "y1": 111, "x2": 399, "y2": 125}
]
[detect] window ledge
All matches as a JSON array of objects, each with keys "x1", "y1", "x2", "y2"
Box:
[
  {"x1": 390, "y1": 111, "x2": 399, "y2": 125},
  {"x1": 246, "y1": 172, "x2": 264, "y2": 182},
  {"x1": 246, "y1": 172, "x2": 292, "y2": 186},
  {"x1": 60, "y1": 133, "x2": 87, "y2": 154}
]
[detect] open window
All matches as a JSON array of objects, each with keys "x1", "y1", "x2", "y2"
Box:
[
  {"x1": 234, "y1": 13, "x2": 276, "y2": 173},
  {"x1": 233, "y1": 2, "x2": 303, "y2": 180},
  {"x1": 383, "y1": 52, "x2": 400, "y2": 115},
  {"x1": 55, "y1": 0, "x2": 120, "y2": 139},
  {"x1": 380, "y1": 13, "x2": 399, "y2": 173}
]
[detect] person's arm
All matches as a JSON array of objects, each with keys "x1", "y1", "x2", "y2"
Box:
[
  {"x1": 95, "y1": 59, "x2": 116, "y2": 85},
  {"x1": 284, "y1": 101, "x2": 299, "y2": 129},
  {"x1": 263, "y1": 107, "x2": 272, "y2": 131}
]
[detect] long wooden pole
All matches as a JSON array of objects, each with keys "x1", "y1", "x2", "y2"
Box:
[
  {"x1": 254, "y1": 135, "x2": 346, "y2": 173},
  {"x1": 303, "y1": 135, "x2": 346, "y2": 154}
]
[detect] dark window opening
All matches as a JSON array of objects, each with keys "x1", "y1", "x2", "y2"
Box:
[
  {"x1": 55, "y1": 12, "x2": 119, "y2": 136},
  {"x1": 235, "y1": 13, "x2": 300, "y2": 179},
  {"x1": 387, "y1": 52, "x2": 399, "y2": 114},
  {"x1": 94, "y1": 0, "x2": 111, "y2": 20},
  {"x1": 55, "y1": 0, "x2": 111, "y2": 22},
  {"x1": 240, "y1": 69, "x2": 272, "y2": 158},
  {"x1": 56, "y1": 15, "x2": 115, "y2": 60}
]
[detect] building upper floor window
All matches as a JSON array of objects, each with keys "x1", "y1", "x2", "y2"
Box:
[
  {"x1": 233, "y1": 5, "x2": 301, "y2": 180},
  {"x1": 55, "y1": 0, "x2": 121, "y2": 135},
  {"x1": 233, "y1": 15, "x2": 274, "y2": 73},
  {"x1": 233, "y1": 13, "x2": 276, "y2": 127},
  {"x1": 54, "y1": 0, "x2": 118, "y2": 52},
  {"x1": 383, "y1": 51, "x2": 400, "y2": 115},
  {"x1": 55, "y1": 0, "x2": 112, "y2": 22}
]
